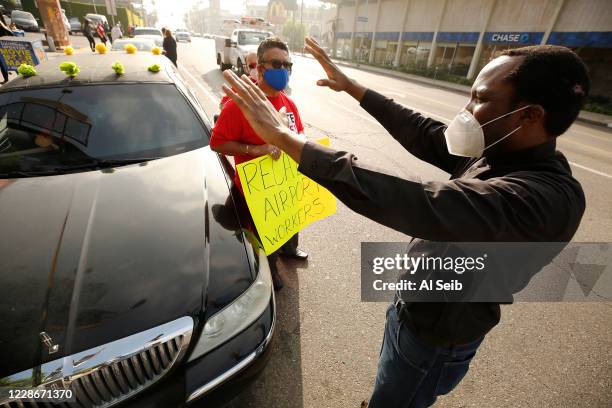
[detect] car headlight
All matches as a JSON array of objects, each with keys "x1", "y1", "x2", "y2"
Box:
[{"x1": 187, "y1": 250, "x2": 272, "y2": 361}]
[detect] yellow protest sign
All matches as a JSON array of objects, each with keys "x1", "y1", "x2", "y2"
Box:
[{"x1": 237, "y1": 137, "x2": 336, "y2": 255}]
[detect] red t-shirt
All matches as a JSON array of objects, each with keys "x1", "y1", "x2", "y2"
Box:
[{"x1": 210, "y1": 92, "x2": 304, "y2": 191}]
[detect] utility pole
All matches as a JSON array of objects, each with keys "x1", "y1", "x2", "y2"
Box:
[
  {"x1": 91, "y1": 0, "x2": 97, "y2": 14},
  {"x1": 299, "y1": 0, "x2": 304, "y2": 54}
]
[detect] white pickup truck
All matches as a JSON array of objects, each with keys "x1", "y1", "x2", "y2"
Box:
[{"x1": 215, "y1": 29, "x2": 273, "y2": 74}]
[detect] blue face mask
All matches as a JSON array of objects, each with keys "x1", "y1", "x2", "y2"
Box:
[{"x1": 263, "y1": 68, "x2": 289, "y2": 91}]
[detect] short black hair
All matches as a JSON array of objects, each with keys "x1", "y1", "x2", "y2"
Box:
[
  {"x1": 257, "y1": 37, "x2": 289, "y2": 62},
  {"x1": 501, "y1": 45, "x2": 590, "y2": 137}
]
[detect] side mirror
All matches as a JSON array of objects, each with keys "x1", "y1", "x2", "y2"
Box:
[{"x1": 230, "y1": 41, "x2": 237, "y2": 47}]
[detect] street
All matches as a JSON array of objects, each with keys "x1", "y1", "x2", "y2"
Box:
[{"x1": 56, "y1": 35, "x2": 612, "y2": 407}]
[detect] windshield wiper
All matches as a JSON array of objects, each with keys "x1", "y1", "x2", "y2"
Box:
[
  {"x1": 0, "y1": 157, "x2": 161, "y2": 178},
  {"x1": 52, "y1": 157, "x2": 161, "y2": 172}
]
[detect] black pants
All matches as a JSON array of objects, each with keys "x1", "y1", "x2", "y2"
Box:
[
  {"x1": 267, "y1": 233, "x2": 299, "y2": 274},
  {"x1": 85, "y1": 34, "x2": 95, "y2": 51}
]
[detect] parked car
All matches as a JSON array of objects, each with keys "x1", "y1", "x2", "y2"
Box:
[
  {"x1": 133, "y1": 26, "x2": 163, "y2": 47},
  {"x1": 9, "y1": 9, "x2": 38, "y2": 32},
  {"x1": 0, "y1": 53, "x2": 275, "y2": 407},
  {"x1": 110, "y1": 38, "x2": 156, "y2": 52},
  {"x1": 176, "y1": 30, "x2": 191, "y2": 42},
  {"x1": 69, "y1": 17, "x2": 81, "y2": 34}
]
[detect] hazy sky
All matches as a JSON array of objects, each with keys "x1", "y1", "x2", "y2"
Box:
[{"x1": 153, "y1": 0, "x2": 326, "y2": 29}]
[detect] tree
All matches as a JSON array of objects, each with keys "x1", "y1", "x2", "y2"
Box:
[{"x1": 282, "y1": 19, "x2": 306, "y2": 52}]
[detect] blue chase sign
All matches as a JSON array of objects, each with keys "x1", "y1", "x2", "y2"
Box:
[{"x1": 484, "y1": 32, "x2": 544, "y2": 45}]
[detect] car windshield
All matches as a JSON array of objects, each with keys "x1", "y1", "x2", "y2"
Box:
[
  {"x1": 238, "y1": 31, "x2": 270, "y2": 45},
  {"x1": 134, "y1": 29, "x2": 162, "y2": 36},
  {"x1": 111, "y1": 40, "x2": 154, "y2": 51},
  {"x1": 0, "y1": 84, "x2": 208, "y2": 177},
  {"x1": 12, "y1": 11, "x2": 34, "y2": 20}
]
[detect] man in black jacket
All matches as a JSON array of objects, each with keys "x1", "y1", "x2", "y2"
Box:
[
  {"x1": 82, "y1": 18, "x2": 96, "y2": 52},
  {"x1": 162, "y1": 27, "x2": 177, "y2": 67},
  {"x1": 221, "y1": 39, "x2": 590, "y2": 407}
]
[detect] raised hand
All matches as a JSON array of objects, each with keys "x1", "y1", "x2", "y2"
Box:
[
  {"x1": 304, "y1": 37, "x2": 366, "y2": 101},
  {"x1": 222, "y1": 70, "x2": 289, "y2": 147},
  {"x1": 304, "y1": 36, "x2": 352, "y2": 92}
]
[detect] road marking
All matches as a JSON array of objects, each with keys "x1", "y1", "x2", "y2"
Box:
[
  {"x1": 568, "y1": 161, "x2": 612, "y2": 179},
  {"x1": 384, "y1": 91, "x2": 406, "y2": 98},
  {"x1": 559, "y1": 137, "x2": 612, "y2": 155},
  {"x1": 179, "y1": 65, "x2": 219, "y2": 105},
  {"x1": 569, "y1": 127, "x2": 612, "y2": 144}
]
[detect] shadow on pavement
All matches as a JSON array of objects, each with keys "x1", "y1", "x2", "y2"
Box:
[
  {"x1": 201, "y1": 68, "x2": 230, "y2": 102},
  {"x1": 224, "y1": 257, "x2": 306, "y2": 408}
]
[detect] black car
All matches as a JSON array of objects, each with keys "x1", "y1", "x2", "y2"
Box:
[
  {"x1": 0, "y1": 54, "x2": 275, "y2": 407},
  {"x1": 9, "y1": 9, "x2": 39, "y2": 32}
]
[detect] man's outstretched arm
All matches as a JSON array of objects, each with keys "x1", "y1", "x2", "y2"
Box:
[{"x1": 304, "y1": 37, "x2": 463, "y2": 175}]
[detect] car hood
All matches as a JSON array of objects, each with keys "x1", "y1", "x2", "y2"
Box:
[{"x1": 0, "y1": 148, "x2": 253, "y2": 377}]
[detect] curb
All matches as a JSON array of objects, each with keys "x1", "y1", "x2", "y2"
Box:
[{"x1": 299, "y1": 54, "x2": 612, "y2": 130}]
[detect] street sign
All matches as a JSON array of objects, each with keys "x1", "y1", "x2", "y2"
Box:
[{"x1": 357, "y1": 16, "x2": 368, "y2": 23}]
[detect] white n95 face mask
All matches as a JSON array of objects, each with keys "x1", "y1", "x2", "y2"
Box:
[{"x1": 444, "y1": 105, "x2": 532, "y2": 157}]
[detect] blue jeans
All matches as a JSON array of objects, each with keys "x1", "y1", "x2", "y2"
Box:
[{"x1": 369, "y1": 303, "x2": 484, "y2": 408}]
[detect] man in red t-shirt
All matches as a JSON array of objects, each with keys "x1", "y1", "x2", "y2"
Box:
[{"x1": 211, "y1": 38, "x2": 308, "y2": 290}]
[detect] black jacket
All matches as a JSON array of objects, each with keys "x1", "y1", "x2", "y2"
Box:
[
  {"x1": 298, "y1": 89, "x2": 585, "y2": 345},
  {"x1": 163, "y1": 36, "x2": 177, "y2": 63}
]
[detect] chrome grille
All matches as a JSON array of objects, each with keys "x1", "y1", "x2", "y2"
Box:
[{"x1": 1, "y1": 317, "x2": 193, "y2": 408}]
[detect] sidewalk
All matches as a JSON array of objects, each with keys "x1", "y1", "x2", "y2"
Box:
[{"x1": 300, "y1": 54, "x2": 612, "y2": 129}]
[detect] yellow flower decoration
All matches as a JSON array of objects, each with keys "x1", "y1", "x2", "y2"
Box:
[
  {"x1": 64, "y1": 46, "x2": 74, "y2": 55},
  {"x1": 17, "y1": 63, "x2": 37, "y2": 77},
  {"x1": 124, "y1": 43, "x2": 137, "y2": 54},
  {"x1": 95, "y1": 43, "x2": 108, "y2": 54},
  {"x1": 112, "y1": 62, "x2": 125, "y2": 75},
  {"x1": 151, "y1": 46, "x2": 161, "y2": 55},
  {"x1": 59, "y1": 61, "x2": 80, "y2": 78},
  {"x1": 148, "y1": 64, "x2": 160, "y2": 73}
]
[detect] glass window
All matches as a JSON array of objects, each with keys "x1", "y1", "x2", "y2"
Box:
[
  {"x1": 0, "y1": 84, "x2": 209, "y2": 177},
  {"x1": 238, "y1": 31, "x2": 271, "y2": 45},
  {"x1": 134, "y1": 29, "x2": 162, "y2": 36}
]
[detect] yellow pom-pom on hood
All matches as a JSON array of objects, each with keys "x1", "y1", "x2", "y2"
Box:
[
  {"x1": 124, "y1": 43, "x2": 137, "y2": 54},
  {"x1": 17, "y1": 63, "x2": 37, "y2": 77},
  {"x1": 95, "y1": 43, "x2": 108, "y2": 54},
  {"x1": 151, "y1": 46, "x2": 161, "y2": 55},
  {"x1": 112, "y1": 62, "x2": 125, "y2": 75},
  {"x1": 64, "y1": 46, "x2": 74, "y2": 55},
  {"x1": 59, "y1": 61, "x2": 80, "y2": 78}
]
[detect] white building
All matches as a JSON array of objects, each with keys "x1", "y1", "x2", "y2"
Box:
[{"x1": 328, "y1": 0, "x2": 612, "y2": 97}]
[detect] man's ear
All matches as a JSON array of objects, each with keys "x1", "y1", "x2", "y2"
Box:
[{"x1": 522, "y1": 105, "x2": 546, "y2": 125}]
